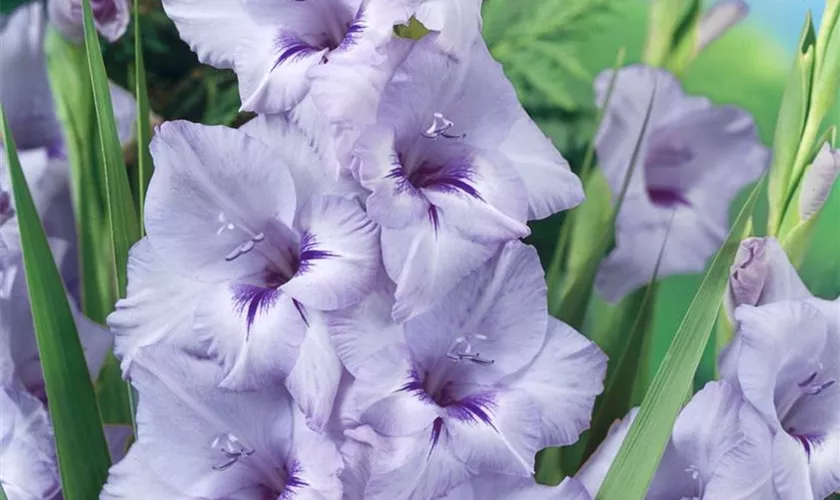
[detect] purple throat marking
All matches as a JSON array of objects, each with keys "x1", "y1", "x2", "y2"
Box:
[
  {"x1": 335, "y1": 18, "x2": 366, "y2": 53},
  {"x1": 273, "y1": 33, "x2": 317, "y2": 70},
  {"x1": 279, "y1": 461, "x2": 309, "y2": 499},
  {"x1": 786, "y1": 429, "x2": 823, "y2": 460},
  {"x1": 297, "y1": 231, "x2": 338, "y2": 274},
  {"x1": 398, "y1": 370, "x2": 498, "y2": 455},
  {"x1": 232, "y1": 284, "x2": 281, "y2": 334},
  {"x1": 644, "y1": 140, "x2": 694, "y2": 207}
]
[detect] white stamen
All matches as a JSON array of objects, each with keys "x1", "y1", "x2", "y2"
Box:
[
  {"x1": 217, "y1": 213, "x2": 267, "y2": 262},
  {"x1": 684, "y1": 465, "x2": 704, "y2": 499},
  {"x1": 422, "y1": 112, "x2": 466, "y2": 140},
  {"x1": 211, "y1": 433, "x2": 255, "y2": 472},
  {"x1": 216, "y1": 212, "x2": 237, "y2": 235},
  {"x1": 446, "y1": 334, "x2": 494, "y2": 366}
]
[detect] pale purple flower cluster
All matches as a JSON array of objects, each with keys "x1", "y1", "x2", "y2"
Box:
[{"x1": 95, "y1": 1, "x2": 614, "y2": 498}]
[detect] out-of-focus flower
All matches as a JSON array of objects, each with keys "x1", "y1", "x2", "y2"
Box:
[
  {"x1": 47, "y1": 0, "x2": 130, "y2": 43},
  {"x1": 799, "y1": 142, "x2": 840, "y2": 221},
  {"x1": 1, "y1": 1, "x2": 137, "y2": 157},
  {"x1": 100, "y1": 345, "x2": 343, "y2": 499},
  {"x1": 720, "y1": 299, "x2": 840, "y2": 499},
  {"x1": 593, "y1": 65, "x2": 768, "y2": 303},
  {"x1": 0, "y1": 386, "x2": 61, "y2": 500},
  {"x1": 333, "y1": 242, "x2": 605, "y2": 499},
  {"x1": 109, "y1": 119, "x2": 378, "y2": 429},
  {"x1": 350, "y1": 38, "x2": 582, "y2": 321},
  {"x1": 696, "y1": 0, "x2": 749, "y2": 54},
  {"x1": 0, "y1": 148, "x2": 112, "y2": 398},
  {"x1": 578, "y1": 381, "x2": 777, "y2": 499},
  {"x1": 0, "y1": 2, "x2": 63, "y2": 156}
]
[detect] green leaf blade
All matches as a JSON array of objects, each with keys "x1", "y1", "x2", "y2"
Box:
[
  {"x1": 134, "y1": 0, "x2": 153, "y2": 234},
  {"x1": 1, "y1": 108, "x2": 111, "y2": 499},
  {"x1": 82, "y1": 0, "x2": 140, "y2": 295},
  {"x1": 595, "y1": 176, "x2": 765, "y2": 500}
]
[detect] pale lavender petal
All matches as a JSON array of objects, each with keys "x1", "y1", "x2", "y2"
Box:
[
  {"x1": 160, "y1": 0, "x2": 255, "y2": 69},
  {"x1": 666, "y1": 380, "x2": 775, "y2": 500},
  {"x1": 145, "y1": 121, "x2": 297, "y2": 282},
  {"x1": 499, "y1": 115, "x2": 584, "y2": 219},
  {"x1": 809, "y1": 431, "x2": 840, "y2": 498},
  {"x1": 327, "y1": 284, "x2": 403, "y2": 378},
  {"x1": 722, "y1": 301, "x2": 830, "y2": 432},
  {"x1": 359, "y1": 368, "x2": 440, "y2": 436},
  {"x1": 342, "y1": 425, "x2": 473, "y2": 500},
  {"x1": 280, "y1": 194, "x2": 380, "y2": 311},
  {"x1": 413, "y1": 0, "x2": 483, "y2": 56},
  {"x1": 0, "y1": 387, "x2": 60, "y2": 500},
  {"x1": 285, "y1": 408, "x2": 344, "y2": 500},
  {"x1": 354, "y1": 124, "x2": 432, "y2": 229},
  {"x1": 103, "y1": 345, "x2": 297, "y2": 498},
  {"x1": 506, "y1": 317, "x2": 607, "y2": 448},
  {"x1": 108, "y1": 239, "x2": 204, "y2": 375},
  {"x1": 236, "y1": 31, "x2": 327, "y2": 113},
  {"x1": 406, "y1": 241, "x2": 548, "y2": 381},
  {"x1": 772, "y1": 432, "x2": 815, "y2": 500},
  {"x1": 194, "y1": 280, "x2": 306, "y2": 390},
  {"x1": 239, "y1": 112, "x2": 360, "y2": 205},
  {"x1": 445, "y1": 389, "x2": 541, "y2": 476},
  {"x1": 381, "y1": 221, "x2": 500, "y2": 323},
  {"x1": 284, "y1": 313, "x2": 344, "y2": 432}
]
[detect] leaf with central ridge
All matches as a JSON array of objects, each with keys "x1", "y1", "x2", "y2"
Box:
[
  {"x1": 2, "y1": 107, "x2": 111, "y2": 500},
  {"x1": 550, "y1": 76, "x2": 657, "y2": 329},
  {"x1": 134, "y1": 0, "x2": 154, "y2": 234},
  {"x1": 595, "y1": 176, "x2": 765, "y2": 500},
  {"x1": 82, "y1": 0, "x2": 141, "y2": 295}
]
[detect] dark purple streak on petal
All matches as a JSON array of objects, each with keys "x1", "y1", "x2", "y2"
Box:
[
  {"x1": 272, "y1": 33, "x2": 319, "y2": 72},
  {"x1": 278, "y1": 460, "x2": 309, "y2": 500},
  {"x1": 232, "y1": 284, "x2": 281, "y2": 334},
  {"x1": 297, "y1": 231, "x2": 338, "y2": 274},
  {"x1": 428, "y1": 417, "x2": 444, "y2": 458},
  {"x1": 446, "y1": 393, "x2": 498, "y2": 431},
  {"x1": 334, "y1": 15, "x2": 366, "y2": 54},
  {"x1": 410, "y1": 158, "x2": 484, "y2": 201}
]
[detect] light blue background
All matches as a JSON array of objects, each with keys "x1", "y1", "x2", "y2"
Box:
[{"x1": 746, "y1": 0, "x2": 825, "y2": 48}]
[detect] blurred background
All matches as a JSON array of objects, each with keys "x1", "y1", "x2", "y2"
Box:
[{"x1": 99, "y1": 0, "x2": 839, "y2": 375}]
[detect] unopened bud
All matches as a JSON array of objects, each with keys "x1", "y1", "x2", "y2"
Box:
[{"x1": 799, "y1": 143, "x2": 840, "y2": 221}]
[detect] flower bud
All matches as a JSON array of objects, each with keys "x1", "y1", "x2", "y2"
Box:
[
  {"x1": 725, "y1": 237, "x2": 810, "y2": 320},
  {"x1": 799, "y1": 142, "x2": 840, "y2": 221}
]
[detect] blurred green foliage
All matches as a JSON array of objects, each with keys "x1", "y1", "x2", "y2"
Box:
[{"x1": 102, "y1": 0, "x2": 245, "y2": 126}]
